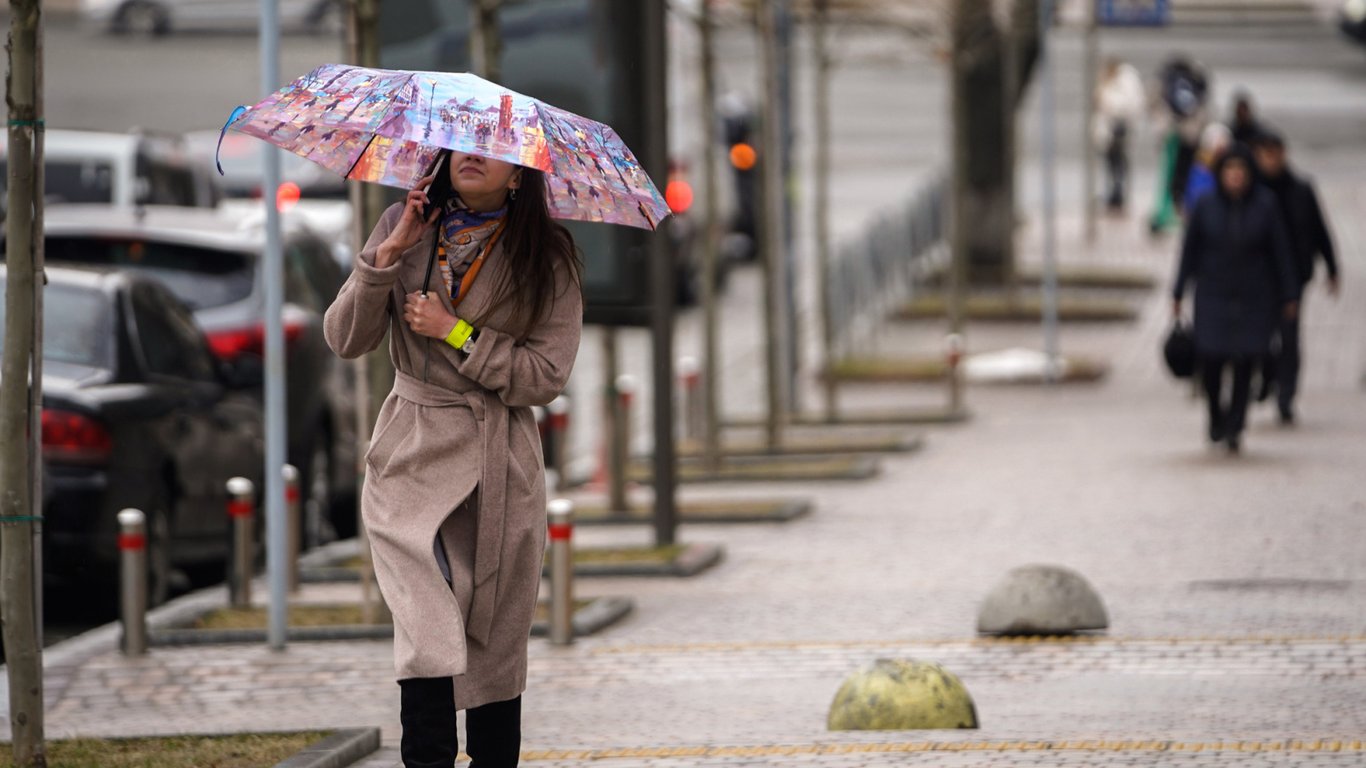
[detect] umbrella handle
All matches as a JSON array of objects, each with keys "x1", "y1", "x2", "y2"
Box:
[{"x1": 421, "y1": 230, "x2": 440, "y2": 298}]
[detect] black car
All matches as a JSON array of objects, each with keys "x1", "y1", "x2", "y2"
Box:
[
  {"x1": 38, "y1": 204, "x2": 360, "y2": 548},
  {"x1": 11, "y1": 265, "x2": 266, "y2": 606},
  {"x1": 1343, "y1": 0, "x2": 1366, "y2": 44}
]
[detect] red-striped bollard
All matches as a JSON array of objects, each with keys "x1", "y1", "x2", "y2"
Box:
[
  {"x1": 226, "y1": 477, "x2": 256, "y2": 609},
  {"x1": 283, "y1": 464, "x2": 301, "y2": 594},
  {"x1": 677, "y1": 356, "x2": 702, "y2": 444},
  {"x1": 118, "y1": 508, "x2": 148, "y2": 656},
  {"x1": 545, "y1": 395, "x2": 570, "y2": 491},
  {"x1": 547, "y1": 499, "x2": 575, "y2": 645}
]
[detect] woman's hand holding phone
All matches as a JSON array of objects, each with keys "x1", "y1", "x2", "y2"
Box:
[{"x1": 376, "y1": 174, "x2": 441, "y2": 268}]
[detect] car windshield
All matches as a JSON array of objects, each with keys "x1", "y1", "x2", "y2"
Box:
[
  {"x1": 0, "y1": 159, "x2": 116, "y2": 204},
  {"x1": 42, "y1": 237, "x2": 255, "y2": 311},
  {"x1": 0, "y1": 281, "x2": 112, "y2": 368}
]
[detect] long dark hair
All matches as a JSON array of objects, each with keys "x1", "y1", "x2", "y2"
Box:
[{"x1": 433, "y1": 152, "x2": 582, "y2": 341}]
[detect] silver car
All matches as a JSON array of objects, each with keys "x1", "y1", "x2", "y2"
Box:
[{"x1": 81, "y1": 0, "x2": 343, "y2": 36}]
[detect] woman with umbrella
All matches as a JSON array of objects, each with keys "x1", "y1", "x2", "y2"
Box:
[
  {"x1": 325, "y1": 148, "x2": 582, "y2": 766},
  {"x1": 1172, "y1": 145, "x2": 1298, "y2": 453}
]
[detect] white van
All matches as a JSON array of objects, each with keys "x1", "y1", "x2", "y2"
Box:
[{"x1": 0, "y1": 128, "x2": 221, "y2": 211}]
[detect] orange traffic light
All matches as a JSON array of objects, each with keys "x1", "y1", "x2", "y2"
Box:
[{"x1": 729, "y1": 142, "x2": 757, "y2": 171}]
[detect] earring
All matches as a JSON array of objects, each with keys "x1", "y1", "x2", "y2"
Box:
[{"x1": 509, "y1": 189, "x2": 518, "y2": 201}]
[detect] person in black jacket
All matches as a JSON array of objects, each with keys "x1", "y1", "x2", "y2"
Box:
[
  {"x1": 1173, "y1": 146, "x2": 1299, "y2": 453},
  {"x1": 1251, "y1": 130, "x2": 1341, "y2": 424}
]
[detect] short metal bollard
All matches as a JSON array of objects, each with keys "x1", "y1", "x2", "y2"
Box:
[
  {"x1": 226, "y1": 477, "x2": 256, "y2": 609},
  {"x1": 609, "y1": 375, "x2": 636, "y2": 514},
  {"x1": 677, "y1": 356, "x2": 703, "y2": 444},
  {"x1": 118, "y1": 508, "x2": 148, "y2": 657},
  {"x1": 545, "y1": 395, "x2": 570, "y2": 492},
  {"x1": 283, "y1": 464, "x2": 301, "y2": 594},
  {"x1": 944, "y1": 333, "x2": 965, "y2": 414},
  {"x1": 547, "y1": 499, "x2": 575, "y2": 645}
]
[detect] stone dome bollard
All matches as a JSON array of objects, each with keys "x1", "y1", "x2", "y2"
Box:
[
  {"x1": 976, "y1": 564, "x2": 1109, "y2": 636},
  {"x1": 827, "y1": 659, "x2": 979, "y2": 730}
]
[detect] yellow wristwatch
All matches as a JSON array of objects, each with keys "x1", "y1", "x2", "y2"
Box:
[{"x1": 444, "y1": 319, "x2": 477, "y2": 354}]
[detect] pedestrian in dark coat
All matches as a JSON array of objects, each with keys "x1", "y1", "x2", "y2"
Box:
[
  {"x1": 1252, "y1": 130, "x2": 1341, "y2": 424},
  {"x1": 325, "y1": 149, "x2": 583, "y2": 767},
  {"x1": 1172, "y1": 145, "x2": 1299, "y2": 453}
]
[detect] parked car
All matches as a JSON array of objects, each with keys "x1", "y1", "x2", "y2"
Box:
[
  {"x1": 185, "y1": 129, "x2": 355, "y2": 267},
  {"x1": 5, "y1": 265, "x2": 266, "y2": 606},
  {"x1": 80, "y1": 0, "x2": 343, "y2": 36},
  {"x1": 0, "y1": 129, "x2": 221, "y2": 214},
  {"x1": 35, "y1": 204, "x2": 360, "y2": 548}
]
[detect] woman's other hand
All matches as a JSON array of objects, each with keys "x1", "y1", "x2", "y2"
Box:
[
  {"x1": 377, "y1": 174, "x2": 441, "y2": 268},
  {"x1": 402, "y1": 292, "x2": 458, "y2": 340}
]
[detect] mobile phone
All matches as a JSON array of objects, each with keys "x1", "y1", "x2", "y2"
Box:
[{"x1": 423, "y1": 152, "x2": 453, "y2": 220}]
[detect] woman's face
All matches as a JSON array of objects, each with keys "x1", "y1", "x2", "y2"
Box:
[
  {"x1": 448, "y1": 152, "x2": 521, "y2": 210},
  {"x1": 1220, "y1": 158, "x2": 1250, "y2": 197}
]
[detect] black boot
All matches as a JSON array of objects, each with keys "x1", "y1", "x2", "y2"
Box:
[
  {"x1": 399, "y1": 677, "x2": 457, "y2": 768},
  {"x1": 466, "y1": 696, "x2": 523, "y2": 768}
]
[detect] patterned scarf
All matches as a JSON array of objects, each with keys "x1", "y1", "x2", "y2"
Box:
[{"x1": 438, "y1": 197, "x2": 507, "y2": 301}]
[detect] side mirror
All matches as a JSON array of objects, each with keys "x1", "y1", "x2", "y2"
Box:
[{"x1": 219, "y1": 354, "x2": 264, "y2": 390}]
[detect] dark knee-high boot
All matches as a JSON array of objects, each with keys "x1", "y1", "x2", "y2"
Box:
[
  {"x1": 466, "y1": 695, "x2": 522, "y2": 768},
  {"x1": 399, "y1": 677, "x2": 457, "y2": 768}
]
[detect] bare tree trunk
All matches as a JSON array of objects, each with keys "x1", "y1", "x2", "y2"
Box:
[
  {"x1": 346, "y1": 0, "x2": 390, "y2": 628},
  {"x1": 758, "y1": 0, "x2": 789, "y2": 449},
  {"x1": 949, "y1": 0, "x2": 1042, "y2": 287},
  {"x1": 2, "y1": 1, "x2": 46, "y2": 764},
  {"x1": 470, "y1": 0, "x2": 503, "y2": 82},
  {"x1": 697, "y1": 0, "x2": 723, "y2": 470},
  {"x1": 813, "y1": 0, "x2": 836, "y2": 421}
]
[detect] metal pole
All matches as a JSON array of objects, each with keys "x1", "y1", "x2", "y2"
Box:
[
  {"x1": 1040, "y1": 0, "x2": 1060, "y2": 382},
  {"x1": 260, "y1": 0, "x2": 289, "y2": 650},
  {"x1": 776, "y1": 0, "x2": 799, "y2": 415},
  {"x1": 697, "y1": 0, "x2": 723, "y2": 471},
  {"x1": 758, "y1": 0, "x2": 789, "y2": 449},
  {"x1": 227, "y1": 477, "x2": 256, "y2": 609},
  {"x1": 945, "y1": 333, "x2": 965, "y2": 414},
  {"x1": 814, "y1": 0, "x2": 837, "y2": 421},
  {"x1": 948, "y1": 3, "x2": 971, "y2": 413},
  {"x1": 1082, "y1": 2, "x2": 1099, "y2": 243},
  {"x1": 644, "y1": 0, "x2": 677, "y2": 548},
  {"x1": 118, "y1": 509, "x2": 148, "y2": 657},
  {"x1": 30, "y1": 0, "x2": 45, "y2": 652},
  {"x1": 614, "y1": 373, "x2": 636, "y2": 505},
  {"x1": 547, "y1": 498, "x2": 574, "y2": 645},
  {"x1": 283, "y1": 464, "x2": 301, "y2": 594}
]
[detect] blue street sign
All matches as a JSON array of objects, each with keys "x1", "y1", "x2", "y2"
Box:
[{"x1": 1098, "y1": 0, "x2": 1170, "y2": 26}]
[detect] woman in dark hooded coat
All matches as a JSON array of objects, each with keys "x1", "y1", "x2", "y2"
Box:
[{"x1": 1172, "y1": 145, "x2": 1298, "y2": 452}]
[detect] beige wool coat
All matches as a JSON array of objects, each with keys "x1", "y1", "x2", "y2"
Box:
[{"x1": 323, "y1": 202, "x2": 582, "y2": 710}]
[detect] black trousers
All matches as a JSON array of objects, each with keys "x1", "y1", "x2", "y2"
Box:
[
  {"x1": 1267, "y1": 311, "x2": 1301, "y2": 414},
  {"x1": 1201, "y1": 356, "x2": 1254, "y2": 440},
  {"x1": 399, "y1": 677, "x2": 522, "y2": 768},
  {"x1": 1104, "y1": 123, "x2": 1129, "y2": 209}
]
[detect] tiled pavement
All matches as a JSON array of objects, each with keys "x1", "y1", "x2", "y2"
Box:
[{"x1": 8, "y1": 19, "x2": 1366, "y2": 768}]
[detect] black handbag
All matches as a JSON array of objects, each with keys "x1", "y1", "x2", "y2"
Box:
[{"x1": 1163, "y1": 321, "x2": 1197, "y2": 379}]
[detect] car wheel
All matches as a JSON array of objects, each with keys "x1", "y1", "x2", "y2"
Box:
[
  {"x1": 144, "y1": 494, "x2": 173, "y2": 608},
  {"x1": 114, "y1": 1, "x2": 170, "y2": 36},
  {"x1": 303, "y1": 435, "x2": 338, "y2": 550}
]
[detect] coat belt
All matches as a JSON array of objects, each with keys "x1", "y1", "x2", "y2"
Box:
[{"x1": 392, "y1": 370, "x2": 507, "y2": 647}]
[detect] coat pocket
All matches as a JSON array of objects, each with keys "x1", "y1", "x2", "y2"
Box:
[{"x1": 365, "y1": 402, "x2": 413, "y2": 479}]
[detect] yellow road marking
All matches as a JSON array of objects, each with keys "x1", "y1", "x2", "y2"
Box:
[{"x1": 520, "y1": 739, "x2": 1366, "y2": 761}]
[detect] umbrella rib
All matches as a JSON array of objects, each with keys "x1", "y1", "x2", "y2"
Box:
[{"x1": 343, "y1": 133, "x2": 379, "y2": 180}]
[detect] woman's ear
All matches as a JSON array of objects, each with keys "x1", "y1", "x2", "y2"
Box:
[{"x1": 509, "y1": 170, "x2": 523, "y2": 191}]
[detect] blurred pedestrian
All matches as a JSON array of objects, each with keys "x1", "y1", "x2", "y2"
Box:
[
  {"x1": 1182, "y1": 123, "x2": 1232, "y2": 213},
  {"x1": 325, "y1": 149, "x2": 583, "y2": 767},
  {"x1": 1229, "y1": 91, "x2": 1263, "y2": 145},
  {"x1": 1094, "y1": 56, "x2": 1146, "y2": 212},
  {"x1": 1150, "y1": 56, "x2": 1210, "y2": 234},
  {"x1": 1172, "y1": 146, "x2": 1298, "y2": 453},
  {"x1": 1251, "y1": 130, "x2": 1341, "y2": 424}
]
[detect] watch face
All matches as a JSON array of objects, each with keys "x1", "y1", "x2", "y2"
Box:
[{"x1": 462, "y1": 338, "x2": 476, "y2": 354}]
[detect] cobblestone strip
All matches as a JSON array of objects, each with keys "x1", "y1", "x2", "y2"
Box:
[{"x1": 529, "y1": 636, "x2": 1366, "y2": 687}]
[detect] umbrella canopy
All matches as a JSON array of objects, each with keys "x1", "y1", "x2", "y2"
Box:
[{"x1": 223, "y1": 64, "x2": 669, "y2": 231}]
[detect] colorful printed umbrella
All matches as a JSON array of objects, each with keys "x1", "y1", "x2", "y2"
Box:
[{"x1": 220, "y1": 64, "x2": 669, "y2": 231}]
